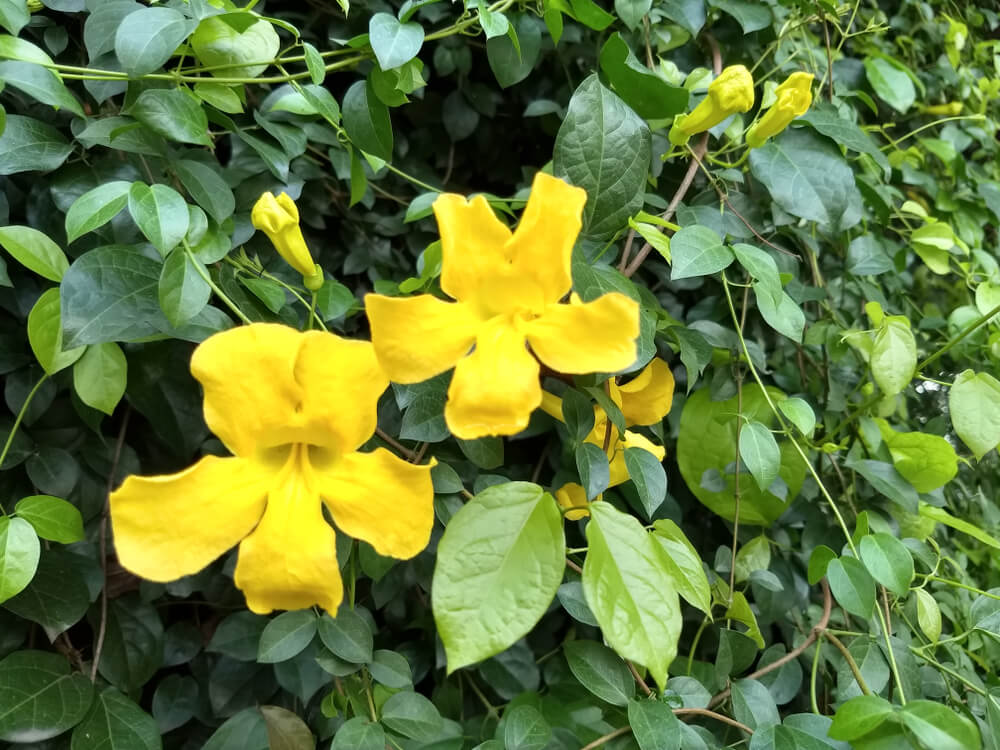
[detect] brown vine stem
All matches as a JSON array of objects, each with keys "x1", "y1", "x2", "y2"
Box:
[
  {"x1": 375, "y1": 427, "x2": 417, "y2": 461},
  {"x1": 627, "y1": 660, "x2": 653, "y2": 697},
  {"x1": 566, "y1": 558, "x2": 584, "y2": 575},
  {"x1": 709, "y1": 579, "x2": 832, "y2": 709},
  {"x1": 91, "y1": 406, "x2": 131, "y2": 682},
  {"x1": 579, "y1": 726, "x2": 631, "y2": 750},
  {"x1": 823, "y1": 632, "x2": 872, "y2": 695},
  {"x1": 673, "y1": 708, "x2": 754, "y2": 734}
]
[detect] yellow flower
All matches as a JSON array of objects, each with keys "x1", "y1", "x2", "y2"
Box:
[
  {"x1": 541, "y1": 358, "x2": 674, "y2": 489},
  {"x1": 669, "y1": 65, "x2": 755, "y2": 146},
  {"x1": 252, "y1": 192, "x2": 323, "y2": 289},
  {"x1": 365, "y1": 173, "x2": 640, "y2": 440},
  {"x1": 109, "y1": 324, "x2": 435, "y2": 615},
  {"x1": 746, "y1": 72, "x2": 814, "y2": 149},
  {"x1": 556, "y1": 482, "x2": 591, "y2": 520}
]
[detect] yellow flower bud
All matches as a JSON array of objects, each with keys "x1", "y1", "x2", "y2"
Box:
[
  {"x1": 921, "y1": 102, "x2": 963, "y2": 116},
  {"x1": 555, "y1": 482, "x2": 592, "y2": 520},
  {"x1": 746, "y1": 72, "x2": 814, "y2": 149},
  {"x1": 251, "y1": 192, "x2": 316, "y2": 278},
  {"x1": 669, "y1": 65, "x2": 755, "y2": 146}
]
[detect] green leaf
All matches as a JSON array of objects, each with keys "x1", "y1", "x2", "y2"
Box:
[
  {"x1": 0, "y1": 0, "x2": 28, "y2": 35},
  {"x1": 624, "y1": 446, "x2": 667, "y2": 518},
  {"x1": 670, "y1": 225, "x2": 734, "y2": 280},
  {"x1": 863, "y1": 57, "x2": 915, "y2": 113},
  {"x1": 0, "y1": 225, "x2": 69, "y2": 281},
  {"x1": 731, "y1": 678, "x2": 779, "y2": 731},
  {"x1": 368, "y1": 13, "x2": 424, "y2": 70},
  {"x1": 317, "y1": 608, "x2": 373, "y2": 664},
  {"x1": 342, "y1": 80, "x2": 393, "y2": 161},
  {"x1": 563, "y1": 640, "x2": 634, "y2": 706},
  {"x1": 583, "y1": 502, "x2": 681, "y2": 691},
  {"x1": 302, "y1": 41, "x2": 324, "y2": 84},
  {"x1": 870, "y1": 315, "x2": 916, "y2": 396},
  {"x1": 71, "y1": 687, "x2": 161, "y2": 750},
  {"x1": 3, "y1": 548, "x2": 90, "y2": 638},
  {"x1": 0, "y1": 650, "x2": 93, "y2": 743},
  {"x1": 115, "y1": 7, "x2": 190, "y2": 76},
  {"x1": 260, "y1": 705, "x2": 314, "y2": 750},
  {"x1": 128, "y1": 183, "x2": 190, "y2": 256},
  {"x1": 65, "y1": 181, "x2": 132, "y2": 243},
  {"x1": 190, "y1": 15, "x2": 280, "y2": 80},
  {"x1": 734, "y1": 534, "x2": 771, "y2": 583},
  {"x1": 0, "y1": 32, "x2": 55, "y2": 65},
  {"x1": 486, "y1": 15, "x2": 541, "y2": 88},
  {"x1": 567, "y1": 0, "x2": 614, "y2": 29},
  {"x1": 14, "y1": 495, "x2": 84, "y2": 544},
  {"x1": 628, "y1": 698, "x2": 681, "y2": 750},
  {"x1": 826, "y1": 556, "x2": 876, "y2": 619},
  {"x1": 650, "y1": 520, "x2": 711, "y2": 615},
  {"x1": 732, "y1": 242, "x2": 781, "y2": 290},
  {"x1": 749, "y1": 129, "x2": 862, "y2": 231},
  {"x1": 553, "y1": 74, "x2": 651, "y2": 238},
  {"x1": 880, "y1": 428, "x2": 957, "y2": 492},
  {"x1": 899, "y1": 701, "x2": 981, "y2": 750},
  {"x1": 0, "y1": 61, "x2": 83, "y2": 116},
  {"x1": 158, "y1": 248, "x2": 210, "y2": 327},
  {"x1": 173, "y1": 160, "x2": 234, "y2": 226},
  {"x1": 807, "y1": 545, "x2": 835, "y2": 585},
  {"x1": 914, "y1": 588, "x2": 942, "y2": 643},
  {"x1": 0, "y1": 114, "x2": 72, "y2": 174},
  {"x1": 368, "y1": 650, "x2": 412, "y2": 689},
  {"x1": 380, "y1": 691, "x2": 443, "y2": 741},
  {"x1": 778, "y1": 398, "x2": 815, "y2": 437},
  {"x1": 432, "y1": 482, "x2": 564, "y2": 671},
  {"x1": 61, "y1": 246, "x2": 173, "y2": 347},
  {"x1": 799, "y1": 103, "x2": 890, "y2": 172},
  {"x1": 828, "y1": 694, "x2": 896, "y2": 741},
  {"x1": 202, "y1": 708, "x2": 268, "y2": 750},
  {"x1": 846, "y1": 458, "x2": 919, "y2": 513},
  {"x1": 709, "y1": 0, "x2": 771, "y2": 32},
  {"x1": 614, "y1": 0, "x2": 651, "y2": 30},
  {"x1": 73, "y1": 342, "x2": 128, "y2": 415},
  {"x1": 576, "y1": 442, "x2": 610, "y2": 500},
  {"x1": 949, "y1": 369, "x2": 1000, "y2": 460},
  {"x1": 753, "y1": 281, "x2": 805, "y2": 342},
  {"x1": 859, "y1": 533, "x2": 913, "y2": 597},
  {"x1": 0, "y1": 516, "x2": 40, "y2": 604},
  {"x1": 257, "y1": 610, "x2": 317, "y2": 663},
  {"x1": 919, "y1": 503, "x2": 1000, "y2": 549},
  {"x1": 739, "y1": 420, "x2": 781, "y2": 492},
  {"x1": 130, "y1": 88, "x2": 211, "y2": 146},
  {"x1": 330, "y1": 717, "x2": 384, "y2": 750},
  {"x1": 503, "y1": 704, "x2": 551, "y2": 750},
  {"x1": 28, "y1": 288, "x2": 86, "y2": 374},
  {"x1": 598, "y1": 33, "x2": 687, "y2": 119}
]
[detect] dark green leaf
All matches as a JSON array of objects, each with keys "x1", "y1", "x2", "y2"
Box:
[
  {"x1": 342, "y1": 80, "x2": 393, "y2": 161},
  {"x1": 71, "y1": 688, "x2": 161, "y2": 750},
  {"x1": 130, "y1": 88, "x2": 211, "y2": 146},
  {"x1": 598, "y1": 33, "x2": 687, "y2": 119},
  {"x1": 0, "y1": 650, "x2": 93, "y2": 743},
  {"x1": 564, "y1": 640, "x2": 634, "y2": 706},
  {"x1": 115, "y1": 7, "x2": 190, "y2": 76},
  {"x1": 0, "y1": 114, "x2": 72, "y2": 174},
  {"x1": 826, "y1": 556, "x2": 875, "y2": 619}
]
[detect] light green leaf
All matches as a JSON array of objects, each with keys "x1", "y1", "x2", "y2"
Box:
[
  {"x1": 859, "y1": 533, "x2": 913, "y2": 597},
  {"x1": 778, "y1": 398, "x2": 815, "y2": 437},
  {"x1": 130, "y1": 88, "x2": 211, "y2": 146},
  {"x1": 14, "y1": 495, "x2": 84, "y2": 544},
  {"x1": 564, "y1": 640, "x2": 634, "y2": 706},
  {"x1": 0, "y1": 33, "x2": 54, "y2": 65},
  {"x1": 828, "y1": 694, "x2": 895, "y2": 741},
  {"x1": 914, "y1": 588, "x2": 941, "y2": 643},
  {"x1": 918, "y1": 503, "x2": 1000, "y2": 549},
  {"x1": 807, "y1": 545, "x2": 835, "y2": 585},
  {"x1": 190, "y1": 15, "x2": 280, "y2": 79},
  {"x1": 28, "y1": 288, "x2": 85, "y2": 374},
  {"x1": 115, "y1": 7, "x2": 190, "y2": 76},
  {"x1": 583, "y1": 502, "x2": 681, "y2": 691},
  {"x1": 734, "y1": 534, "x2": 771, "y2": 584},
  {"x1": 0, "y1": 650, "x2": 93, "y2": 742},
  {"x1": 73, "y1": 342, "x2": 127, "y2": 415},
  {"x1": 732, "y1": 242, "x2": 781, "y2": 291},
  {"x1": 899, "y1": 700, "x2": 981, "y2": 750},
  {"x1": 369, "y1": 13, "x2": 424, "y2": 70},
  {"x1": 739, "y1": 420, "x2": 781, "y2": 492},
  {"x1": 827, "y1": 556, "x2": 876, "y2": 619},
  {"x1": 0, "y1": 225, "x2": 69, "y2": 281},
  {"x1": 128, "y1": 183, "x2": 190, "y2": 257},
  {"x1": 725, "y1": 591, "x2": 764, "y2": 648},
  {"x1": 0, "y1": 61, "x2": 83, "y2": 116},
  {"x1": 949, "y1": 369, "x2": 1000, "y2": 459},
  {"x1": 650, "y1": 519, "x2": 711, "y2": 615},
  {"x1": 670, "y1": 225, "x2": 734, "y2": 280},
  {"x1": 880, "y1": 427, "x2": 957, "y2": 492},
  {"x1": 432, "y1": 482, "x2": 564, "y2": 672},
  {"x1": 871, "y1": 315, "x2": 916, "y2": 396},
  {"x1": 0, "y1": 517, "x2": 40, "y2": 604},
  {"x1": 0, "y1": 1, "x2": 28, "y2": 36},
  {"x1": 65, "y1": 181, "x2": 132, "y2": 243},
  {"x1": 863, "y1": 57, "x2": 915, "y2": 113}
]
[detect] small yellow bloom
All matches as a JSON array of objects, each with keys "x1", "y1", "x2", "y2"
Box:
[
  {"x1": 365, "y1": 173, "x2": 640, "y2": 440},
  {"x1": 921, "y1": 102, "x2": 963, "y2": 116},
  {"x1": 746, "y1": 72, "x2": 814, "y2": 149},
  {"x1": 669, "y1": 65, "x2": 755, "y2": 146},
  {"x1": 541, "y1": 358, "x2": 674, "y2": 489},
  {"x1": 252, "y1": 192, "x2": 322, "y2": 288},
  {"x1": 556, "y1": 482, "x2": 591, "y2": 520},
  {"x1": 110, "y1": 324, "x2": 435, "y2": 615}
]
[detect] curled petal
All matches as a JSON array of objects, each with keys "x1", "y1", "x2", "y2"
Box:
[
  {"x1": 445, "y1": 316, "x2": 541, "y2": 439},
  {"x1": 110, "y1": 454, "x2": 274, "y2": 582},
  {"x1": 619, "y1": 358, "x2": 676, "y2": 426},
  {"x1": 747, "y1": 72, "x2": 814, "y2": 148},
  {"x1": 506, "y1": 173, "x2": 587, "y2": 304},
  {"x1": 312, "y1": 447, "x2": 435, "y2": 559},
  {"x1": 433, "y1": 193, "x2": 512, "y2": 303},
  {"x1": 235, "y1": 446, "x2": 343, "y2": 615},
  {"x1": 523, "y1": 293, "x2": 639, "y2": 374},
  {"x1": 365, "y1": 294, "x2": 480, "y2": 384},
  {"x1": 555, "y1": 482, "x2": 591, "y2": 520},
  {"x1": 677, "y1": 64, "x2": 755, "y2": 136}
]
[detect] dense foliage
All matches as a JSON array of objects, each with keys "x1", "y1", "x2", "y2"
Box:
[{"x1": 1, "y1": 0, "x2": 1000, "y2": 748}]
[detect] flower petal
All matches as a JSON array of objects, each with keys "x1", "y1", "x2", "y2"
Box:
[
  {"x1": 434, "y1": 193, "x2": 512, "y2": 302},
  {"x1": 234, "y1": 447, "x2": 342, "y2": 615},
  {"x1": 506, "y1": 173, "x2": 587, "y2": 303},
  {"x1": 110, "y1": 454, "x2": 274, "y2": 582},
  {"x1": 555, "y1": 482, "x2": 591, "y2": 520},
  {"x1": 293, "y1": 331, "x2": 388, "y2": 453},
  {"x1": 609, "y1": 431, "x2": 666, "y2": 488},
  {"x1": 619, "y1": 358, "x2": 675, "y2": 426},
  {"x1": 524, "y1": 293, "x2": 639, "y2": 374},
  {"x1": 445, "y1": 316, "x2": 541, "y2": 439},
  {"x1": 365, "y1": 294, "x2": 480, "y2": 384},
  {"x1": 311, "y1": 447, "x2": 435, "y2": 559}
]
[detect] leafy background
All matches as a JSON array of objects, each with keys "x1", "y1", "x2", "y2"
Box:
[{"x1": 1, "y1": 0, "x2": 1000, "y2": 748}]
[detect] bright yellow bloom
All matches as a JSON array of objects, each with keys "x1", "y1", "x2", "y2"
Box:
[
  {"x1": 365, "y1": 173, "x2": 640, "y2": 440},
  {"x1": 541, "y1": 358, "x2": 674, "y2": 489},
  {"x1": 556, "y1": 482, "x2": 591, "y2": 520},
  {"x1": 746, "y1": 72, "x2": 814, "y2": 148},
  {"x1": 252, "y1": 192, "x2": 323, "y2": 289},
  {"x1": 110, "y1": 324, "x2": 435, "y2": 615},
  {"x1": 669, "y1": 65, "x2": 755, "y2": 146}
]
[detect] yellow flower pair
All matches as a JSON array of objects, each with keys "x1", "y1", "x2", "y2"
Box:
[
  {"x1": 112, "y1": 173, "x2": 646, "y2": 615},
  {"x1": 544, "y1": 358, "x2": 675, "y2": 519},
  {"x1": 668, "y1": 65, "x2": 813, "y2": 149}
]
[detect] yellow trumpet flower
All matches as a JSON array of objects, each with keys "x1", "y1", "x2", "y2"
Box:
[
  {"x1": 365, "y1": 173, "x2": 640, "y2": 440},
  {"x1": 746, "y1": 72, "x2": 814, "y2": 149},
  {"x1": 252, "y1": 192, "x2": 323, "y2": 290},
  {"x1": 669, "y1": 65, "x2": 755, "y2": 146},
  {"x1": 110, "y1": 324, "x2": 435, "y2": 615}
]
